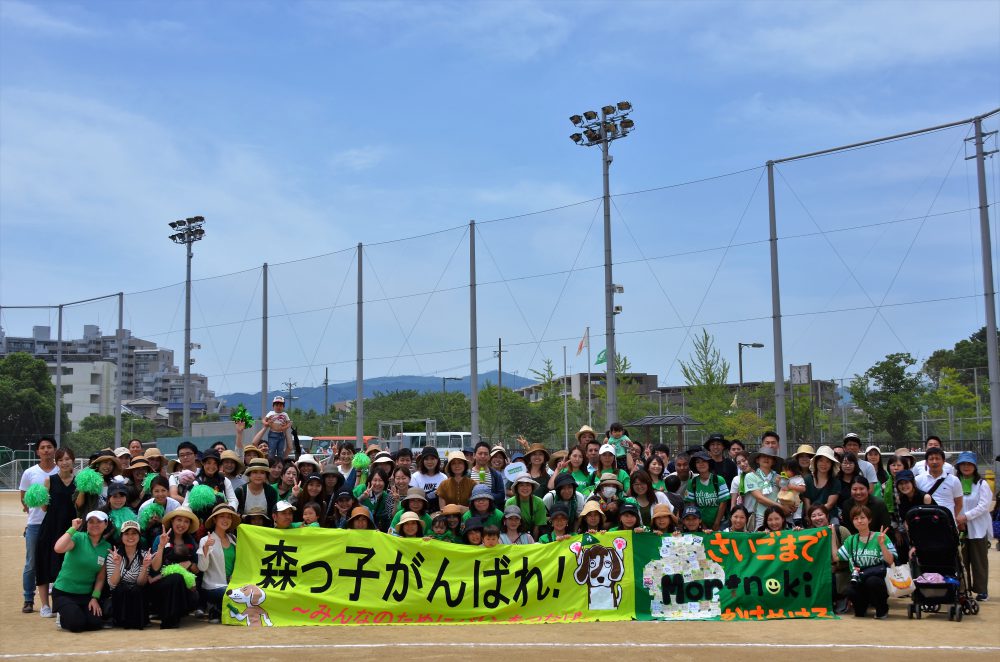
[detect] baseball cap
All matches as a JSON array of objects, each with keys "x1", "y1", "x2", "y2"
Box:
[
  {"x1": 272, "y1": 395, "x2": 285, "y2": 404},
  {"x1": 681, "y1": 505, "x2": 701, "y2": 519},
  {"x1": 273, "y1": 500, "x2": 296, "y2": 513}
]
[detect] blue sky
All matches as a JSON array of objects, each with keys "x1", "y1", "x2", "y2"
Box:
[{"x1": 2, "y1": 0, "x2": 999, "y2": 399}]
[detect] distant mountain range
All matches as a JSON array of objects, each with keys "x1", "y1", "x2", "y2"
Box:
[{"x1": 221, "y1": 370, "x2": 536, "y2": 417}]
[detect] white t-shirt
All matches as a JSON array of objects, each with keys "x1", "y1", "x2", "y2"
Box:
[
  {"x1": 410, "y1": 471, "x2": 446, "y2": 502},
  {"x1": 19, "y1": 464, "x2": 59, "y2": 526},
  {"x1": 913, "y1": 460, "x2": 955, "y2": 478},
  {"x1": 138, "y1": 496, "x2": 180, "y2": 518},
  {"x1": 915, "y1": 472, "x2": 963, "y2": 518}
]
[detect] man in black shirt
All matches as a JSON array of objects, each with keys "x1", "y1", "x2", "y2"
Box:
[{"x1": 704, "y1": 433, "x2": 738, "y2": 486}]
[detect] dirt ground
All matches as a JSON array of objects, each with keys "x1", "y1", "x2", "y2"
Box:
[{"x1": 1, "y1": 492, "x2": 998, "y2": 661}]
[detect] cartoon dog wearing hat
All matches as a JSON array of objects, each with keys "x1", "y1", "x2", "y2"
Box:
[
  {"x1": 227, "y1": 584, "x2": 273, "y2": 627},
  {"x1": 570, "y1": 537, "x2": 627, "y2": 610}
]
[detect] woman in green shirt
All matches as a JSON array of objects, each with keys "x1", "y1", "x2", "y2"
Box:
[
  {"x1": 52, "y1": 511, "x2": 111, "y2": 632},
  {"x1": 505, "y1": 475, "x2": 547, "y2": 539}
]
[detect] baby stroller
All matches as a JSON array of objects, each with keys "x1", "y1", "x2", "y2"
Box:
[{"x1": 905, "y1": 504, "x2": 978, "y2": 621}]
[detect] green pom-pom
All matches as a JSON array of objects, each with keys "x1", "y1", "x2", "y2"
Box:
[
  {"x1": 142, "y1": 473, "x2": 156, "y2": 493},
  {"x1": 230, "y1": 404, "x2": 254, "y2": 428},
  {"x1": 75, "y1": 468, "x2": 105, "y2": 495},
  {"x1": 352, "y1": 453, "x2": 371, "y2": 471},
  {"x1": 160, "y1": 563, "x2": 196, "y2": 589},
  {"x1": 24, "y1": 483, "x2": 50, "y2": 508},
  {"x1": 186, "y1": 484, "x2": 217, "y2": 511},
  {"x1": 109, "y1": 507, "x2": 137, "y2": 533},
  {"x1": 139, "y1": 503, "x2": 165, "y2": 529}
]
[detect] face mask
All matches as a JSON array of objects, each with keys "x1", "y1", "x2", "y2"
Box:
[{"x1": 602, "y1": 486, "x2": 617, "y2": 498}]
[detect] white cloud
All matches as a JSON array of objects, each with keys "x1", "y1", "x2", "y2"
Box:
[
  {"x1": 0, "y1": 0, "x2": 98, "y2": 37},
  {"x1": 304, "y1": 0, "x2": 574, "y2": 61},
  {"x1": 691, "y1": 1, "x2": 998, "y2": 74},
  {"x1": 330, "y1": 145, "x2": 388, "y2": 171}
]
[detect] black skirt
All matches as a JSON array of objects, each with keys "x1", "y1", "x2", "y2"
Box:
[{"x1": 111, "y1": 583, "x2": 147, "y2": 629}]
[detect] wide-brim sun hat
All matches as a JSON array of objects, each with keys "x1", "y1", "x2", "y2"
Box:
[
  {"x1": 402, "y1": 486, "x2": 428, "y2": 504},
  {"x1": 441, "y1": 503, "x2": 464, "y2": 516},
  {"x1": 469, "y1": 483, "x2": 493, "y2": 504},
  {"x1": 554, "y1": 472, "x2": 578, "y2": 491},
  {"x1": 703, "y1": 433, "x2": 730, "y2": 451},
  {"x1": 489, "y1": 445, "x2": 508, "y2": 459},
  {"x1": 205, "y1": 503, "x2": 242, "y2": 528},
  {"x1": 548, "y1": 450, "x2": 568, "y2": 471},
  {"x1": 242, "y1": 445, "x2": 265, "y2": 459},
  {"x1": 750, "y1": 446, "x2": 783, "y2": 469},
  {"x1": 809, "y1": 446, "x2": 840, "y2": 474},
  {"x1": 503, "y1": 505, "x2": 522, "y2": 520},
  {"x1": 524, "y1": 443, "x2": 550, "y2": 464},
  {"x1": 124, "y1": 458, "x2": 152, "y2": 475},
  {"x1": 791, "y1": 444, "x2": 816, "y2": 458},
  {"x1": 347, "y1": 506, "x2": 374, "y2": 525},
  {"x1": 575, "y1": 425, "x2": 597, "y2": 441},
  {"x1": 578, "y1": 500, "x2": 605, "y2": 523},
  {"x1": 652, "y1": 503, "x2": 673, "y2": 520},
  {"x1": 244, "y1": 457, "x2": 271, "y2": 476},
  {"x1": 955, "y1": 451, "x2": 978, "y2": 468},
  {"x1": 596, "y1": 472, "x2": 623, "y2": 491},
  {"x1": 162, "y1": 505, "x2": 200, "y2": 530},
  {"x1": 398, "y1": 511, "x2": 424, "y2": 532},
  {"x1": 219, "y1": 450, "x2": 245, "y2": 474},
  {"x1": 89, "y1": 449, "x2": 121, "y2": 475},
  {"x1": 445, "y1": 450, "x2": 469, "y2": 473},
  {"x1": 510, "y1": 474, "x2": 539, "y2": 489},
  {"x1": 296, "y1": 454, "x2": 320, "y2": 471}
]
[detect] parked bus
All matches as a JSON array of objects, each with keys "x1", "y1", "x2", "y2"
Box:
[{"x1": 395, "y1": 431, "x2": 472, "y2": 454}]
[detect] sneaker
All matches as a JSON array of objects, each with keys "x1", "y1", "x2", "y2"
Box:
[
  {"x1": 22, "y1": 601, "x2": 33, "y2": 614},
  {"x1": 976, "y1": 593, "x2": 988, "y2": 602},
  {"x1": 40, "y1": 605, "x2": 53, "y2": 618},
  {"x1": 191, "y1": 608, "x2": 206, "y2": 618},
  {"x1": 874, "y1": 609, "x2": 889, "y2": 620}
]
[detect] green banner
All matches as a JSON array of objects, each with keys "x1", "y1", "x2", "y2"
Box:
[
  {"x1": 633, "y1": 530, "x2": 833, "y2": 621},
  {"x1": 222, "y1": 527, "x2": 832, "y2": 626}
]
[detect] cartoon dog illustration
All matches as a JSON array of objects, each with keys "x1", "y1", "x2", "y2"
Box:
[
  {"x1": 227, "y1": 584, "x2": 273, "y2": 627},
  {"x1": 570, "y1": 537, "x2": 627, "y2": 610}
]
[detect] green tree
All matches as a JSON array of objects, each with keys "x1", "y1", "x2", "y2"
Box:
[
  {"x1": 63, "y1": 413, "x2": 159, "y2": 458},
  {"x1": 679, "y1": 330, "x2": 731, "y2": 434},
  {"x1": 0, "y1": 352, "x2": 69, "y2": 450},
  {"x1": 922, "y1": 367, "x2": 986, "y2": 438},
  {"x1": 923, "y1": 326, "x2": 995, "y2": 387},
  {"x1": 848, "y1": 353, "x2": 925, "y2": 442}
]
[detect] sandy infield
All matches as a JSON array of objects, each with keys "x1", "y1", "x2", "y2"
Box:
[{"x1": 1, "y1": 491, "x2": 998, "y2": 661}]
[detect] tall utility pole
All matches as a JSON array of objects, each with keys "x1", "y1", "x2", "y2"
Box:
[
  {"x1": 323, "y1": 367, "x2": 329, "y2": 429},
  {"x1": 469, "y1": 220, "x2": 479, "y2": 444},
  {"x1": 569, "y1": 102, "x2": 634, "y2": 427},
  {"x1": 261, "y1": 263, "x2": 268, "y2": 419},
  {"x1": 356, "y1": 243, "x2": 364, "y2": 444},
  {"x1": 972, "y1": 115, "x2": 1000, "y2": 459},
  {"x1": 765, "y1": 162, "x2": 788, "y2": 456},
  {"x1": 167, "y1": 216, "x2": 206, "y2": 438},
  {"x1": 114, "y1": 292, "x2": 124, "y2": 448},
  {"x1": 282, "y1": 380, "x2": 297, "y2": 411},
  {"x1": 55, "y1": 304, "x2": 63, "y2": 445},
  {"x1": 494, "y1": 338, "x2": 507, "y2": 443}
]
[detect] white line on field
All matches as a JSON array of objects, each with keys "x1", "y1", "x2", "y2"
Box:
[{"x1": 3, "y1": 642, "x2": 1000, "y2": 658}]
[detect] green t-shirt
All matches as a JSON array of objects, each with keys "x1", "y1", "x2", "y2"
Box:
[
  {"x1": 837, "y1": 532, "x2": 897, "y2": 569},
  {"x1": 389, "y1": 509, "x2": 433, "y2": 534},
  {"x1": 54, "y1": 531, "x2": 111, "y2": 595},
  {"x1": 505, "y1": 496, "x2": 548, "y2": 528},
  {"x1": 608, "y1": 434, "x2": 629, "y2": 458},
  {"x1": 744, "y1": 469, "x2": 778, "y2": 522},
  {"x1": 223, "y1": 541, "x2": 236, "y2": 580},
  {"x1": 685, "y1": 474, "x2": 730, "y2": 524},
  {"x1": 462, "y1": 508, "x2": 503, "y2": 529}
]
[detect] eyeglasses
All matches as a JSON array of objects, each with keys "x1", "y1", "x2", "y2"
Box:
[{"x1": 178, "y1": 451, "x2": 195, "y2": 458}]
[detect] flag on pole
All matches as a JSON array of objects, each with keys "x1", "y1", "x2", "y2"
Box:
[
  {"x1": 595, "y1": 349, "x2": 607, "y2": 365},
  {"x1": 576, "y1": 328, "x2": 589, "y2": 357}
]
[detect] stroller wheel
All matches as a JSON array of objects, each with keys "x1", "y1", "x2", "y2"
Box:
[
  {"x1": 970, "y1": 601, "x2": 979, "y2": 615},
  {"x1": 948, "y1": 605, "x2": 956, "y2": 621},
  {"x1": 915, "y1": 605, "x2": 922, "y2": 619},
  {"x1": 955, "y1": 607, "x2": 963, "y2": 622}
]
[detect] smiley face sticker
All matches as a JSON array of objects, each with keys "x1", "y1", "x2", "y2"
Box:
[{"x1": 765, "y1": 578, "x2": 781, "y2": 595}]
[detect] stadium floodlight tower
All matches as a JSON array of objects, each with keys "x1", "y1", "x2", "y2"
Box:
[
  {"x1": 167, "y1": 216, "x2": 206, "y2": 438},
  {"x1": 569, "y1": 101, "x2": 634, "y2": 426}
]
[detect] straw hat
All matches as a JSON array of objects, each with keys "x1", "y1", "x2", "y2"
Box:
[
  {"x1": 219, "y1": 450, "x2": 245, "y2": 474},
  {"x1": 445, "y1": 450, "x2": 469, "y2": 474},
  {"x1": 548, "y1": 450, "x2": 568, "y2": 471},
  {"x1": 242, "y1": 445, "x2": 265, "y2": 459},
  {"x1": 524, "y1": 443, "x2": 550, "y2": 463},
  {"x1": 347, "y1": 506, "x2": 374, "y2": 525},
  {"x1": 489, "y1": 445, "x2": 508, "y2": 460},
  {"x1": 440, "y1": 503, "x2": 464, "y2": 516},
  {"x1": 578, "y1": 499, "x2": 605, "y2": 524},
  {"x1": 365, "y1": 443, "x2": 382, "y2": 457},
  {"x1": 204, "y1": 503, "x2": 241, "y2": 529},
  {"x1": 124, "y1": 457, "x2": 152, "y2": 476},
  {"x1": 162, "y1": 505, "x2": 200, "y2": 530},
  {"x1": 89, "y1": 449, "x2": 121, "y2": 476},
  {"x1": 244, "y1": 457, "x2": 271, "y2": 476},
  {"x1": 575, "y1": 425, "x2": 597, "y2": 442},
  {"x1": 809, "y1": 446, "x2": 840, "y2": 475},
  {"x1": 401, "y1": 486, "x2": 428, "y2": 505},
  {"x1": 791, "y1": 444, "x2": 816, "y2": 458},
  {"x1": 398, "y1": 511, "x2": 424, "y2": 533}
]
